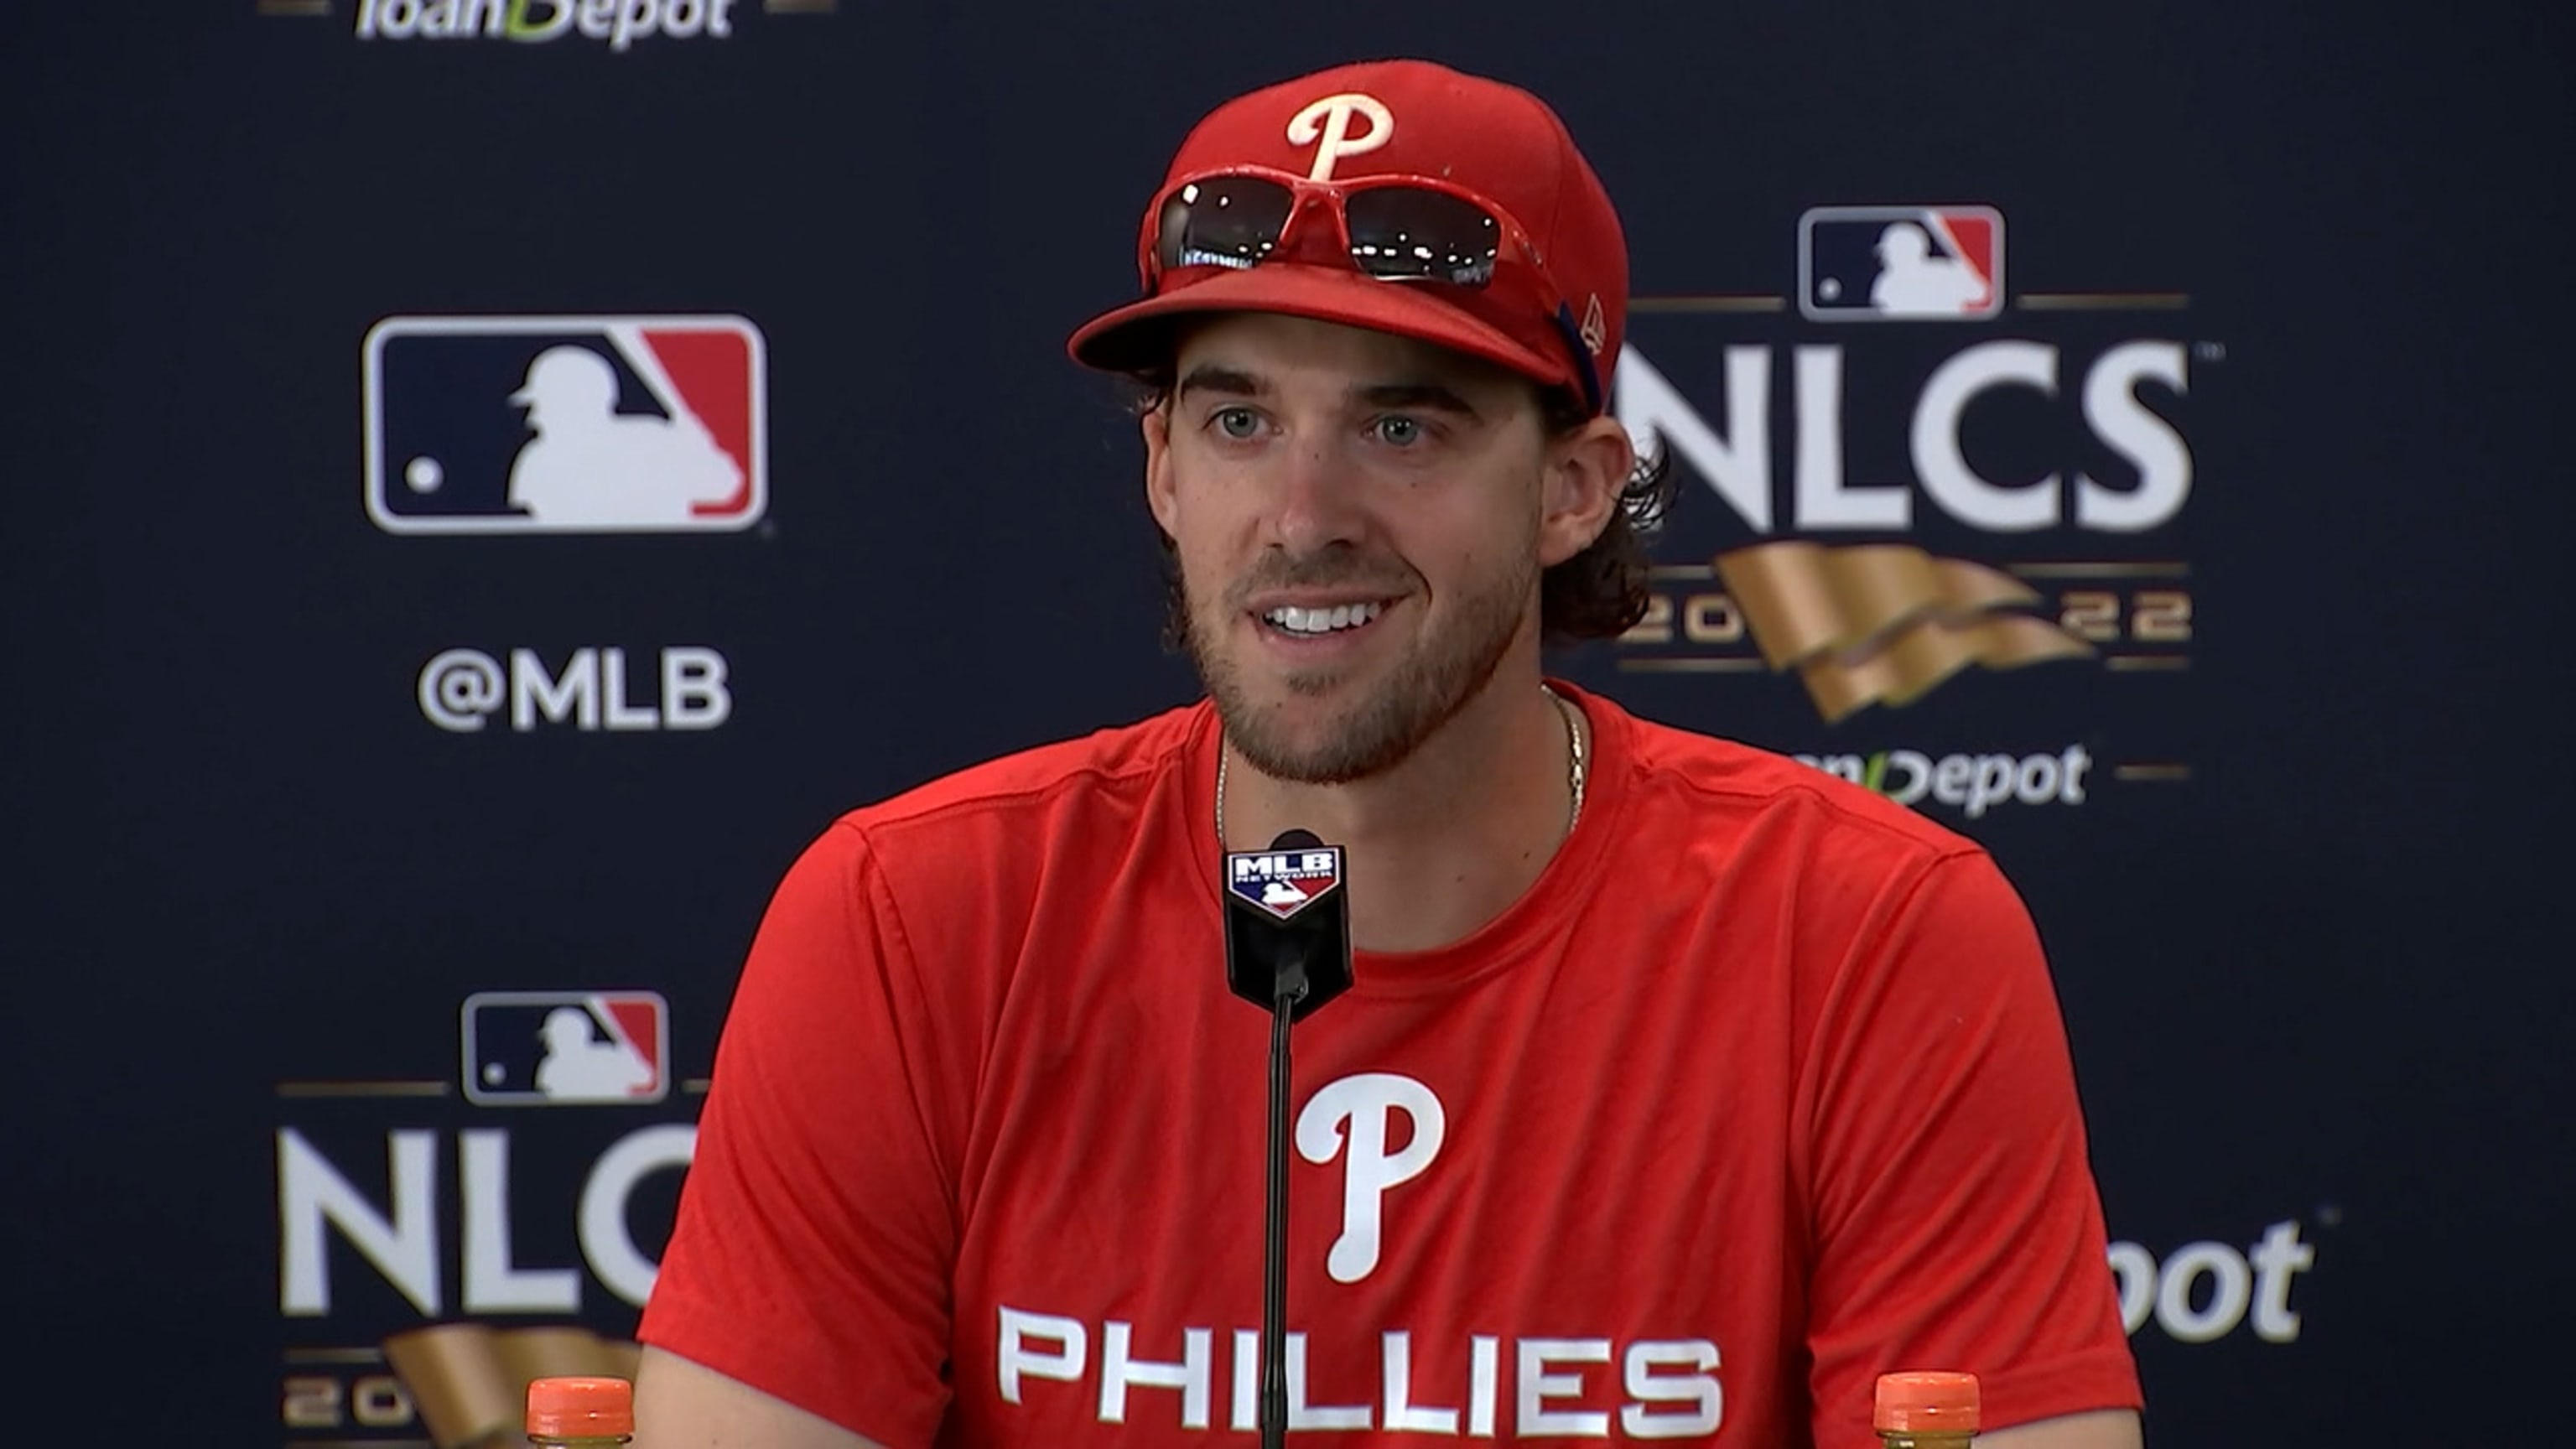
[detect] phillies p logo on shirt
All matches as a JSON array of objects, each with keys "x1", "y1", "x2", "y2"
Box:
[{"x1": 1297, "y1": 1072, "x2": 1446, "y2": 1284}]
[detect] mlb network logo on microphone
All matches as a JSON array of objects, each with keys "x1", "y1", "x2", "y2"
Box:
[
  {"x1": 1799, "y1": 205, "x2": 2005, "y2": 322},
  {"x1": 1227, "y1": 847, "x2": 1345, "y2": 922},
  {"x1": 364, "y1": 314, "x2": 768, "y2": 534},
  {"x1": 461, "y1": 990, "x2": 671, "y2": 1106}
]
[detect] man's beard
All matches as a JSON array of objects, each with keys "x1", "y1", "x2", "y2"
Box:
[{"x1": 1174, "y1": 540, "x2": 1536, "y2": 786}]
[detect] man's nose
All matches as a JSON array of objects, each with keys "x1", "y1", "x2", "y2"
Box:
[{"x1": 1264, "y1": 435, "x2": 1368, "y2": 557}]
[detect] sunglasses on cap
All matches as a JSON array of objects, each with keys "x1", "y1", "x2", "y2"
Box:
[{"x1": 1145, "y1": 164, "x2": 1603, "y2": 414}]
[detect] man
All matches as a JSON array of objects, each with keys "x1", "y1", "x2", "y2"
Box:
[{"x1": 631, "y1": 58, "x2": 2145, "y2": 1449}]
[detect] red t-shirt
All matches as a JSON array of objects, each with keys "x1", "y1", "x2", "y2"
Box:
[{"x1": 640, "y1": 683, "x2": 2142, "y2": 1447}]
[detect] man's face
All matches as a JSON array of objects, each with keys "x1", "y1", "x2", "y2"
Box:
[{"x1": 1142, "y1": 312, "x2": 1564, "y2": 785}]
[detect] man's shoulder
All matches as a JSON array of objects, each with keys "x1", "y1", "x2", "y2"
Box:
[
  {"x1": 829, "y1": 698, "x2": 1210, "y2": 849},
  {"x1": 1593, "y1": 694, "x2": 2038, "y2": 999},
  {"x1": 1600, "y1": 693, "x2": 1981, "y2": 874},
  {"x1": 768, "y1": 702, "x2": 1209, "y2": 969}
]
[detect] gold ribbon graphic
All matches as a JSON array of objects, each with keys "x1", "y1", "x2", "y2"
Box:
[
  {"x1": 382, "y1": 1323, "x2": 640, "y2": 1449},
  {"x1": 1715, "y1": 541, "x2": 2094, "y2": 722}
]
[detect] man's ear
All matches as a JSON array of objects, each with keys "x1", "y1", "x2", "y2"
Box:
[
  {"x1": 1537, "y1": 413, "x2": 1634, "y2": 568},
  {"x1": 1141, "y1": 402, "x2": 1180, "y2": 536}
]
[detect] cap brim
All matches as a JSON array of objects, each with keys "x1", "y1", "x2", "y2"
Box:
[{"x1": 1067, "y1": 264, "x2": 1568, "y2": 393}]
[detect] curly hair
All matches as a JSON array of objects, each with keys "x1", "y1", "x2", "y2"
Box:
[{"x1": 1132, "y1": 374, "x2": 1677, "y2": 649}]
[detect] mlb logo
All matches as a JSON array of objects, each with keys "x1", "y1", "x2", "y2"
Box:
[
  {"x1": 461, "y1": 990, "x2": 670, "y2": 1106},
  {"x1": 1798, "y1": 206, "x2": 2004, "y2": 321},
  {"x1": 1226, "y1": 847, "x2": 1345, "y2": 923},
  {"x1": 364, "y1": 314, "x2": 767, "y2": 534}
]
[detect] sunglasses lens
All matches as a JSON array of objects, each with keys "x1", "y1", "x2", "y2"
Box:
[
  {"x1": 1155, "y1": 176, "x2": 1296, "y2": 272},
  {"x1": 1343, "y1": 187, "x2": 1503, "y2": 287}
]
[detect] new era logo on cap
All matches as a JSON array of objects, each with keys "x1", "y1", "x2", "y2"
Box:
[
  {"x1": 365, "y1": 314, "x2": 767, "y2": 534},
  {"x1": 1799, "y1": 206, "x2": 2004, "y2": 321},
  {"x1": 461, "y1": 990, "x2": 669, "y2": 1106},
  {"x1": 1226, "y1": 847, "x2": 1346, "y2": 923}
]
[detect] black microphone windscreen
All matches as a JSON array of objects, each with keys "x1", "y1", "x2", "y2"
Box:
[{"x1": 1223, "y1": 827, "x2": 1353, "y2": 1020}]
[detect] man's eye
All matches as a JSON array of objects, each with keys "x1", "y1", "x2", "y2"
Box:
[
  {"x1": 1213, "y1": 408, "x2": 1262, "y2": 439},
  {"x1": 1373, "y1": 416, "x2": 1425, "y2": 447}
]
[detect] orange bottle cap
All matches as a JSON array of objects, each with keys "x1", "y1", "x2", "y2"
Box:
[
  {"x1": 1874, "y1": 1370, "x2": 1981, "y2": 1432},
  {"x1": 527, "y1": 1375, "x2": 635, "y2": 1439}
]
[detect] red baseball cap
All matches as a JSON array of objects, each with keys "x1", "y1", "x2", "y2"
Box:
[{"x1": 1067, "y1": 58, "x2": 1628, "y2": 413}]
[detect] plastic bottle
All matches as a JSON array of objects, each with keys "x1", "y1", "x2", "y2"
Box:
[
  {"x1": 527, "y1": 1374, "x2": 635, "y2": 1448},
  {"x1": 1875, "y1": 1370, "x2": 1980, "y2": 1449}
]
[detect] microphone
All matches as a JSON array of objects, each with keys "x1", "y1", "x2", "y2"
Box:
[
  {"x1": 1221, "y1": 828, "x2": 1356, "y2": 1449},
  {"x1": 1223, "y1": 827, "x2": 1356, "y2": 1017}
]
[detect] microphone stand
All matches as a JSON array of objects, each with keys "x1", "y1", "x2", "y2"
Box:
[
  {"x1": 1261, "y1": 952, "x2": 1309, "y2": 1449},
  {"x1": 1223, "y1": 827, "x2": 1349, "y2": 1448}
]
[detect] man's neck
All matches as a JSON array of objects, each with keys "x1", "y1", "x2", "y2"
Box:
[{"x1": 1217, "y1": 670, "x2": 1584, "y2": 954}]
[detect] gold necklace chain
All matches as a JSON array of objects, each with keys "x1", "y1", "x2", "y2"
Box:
[{"x1": 1215, "y1": 685, "x2": 1587, "y2": 845}]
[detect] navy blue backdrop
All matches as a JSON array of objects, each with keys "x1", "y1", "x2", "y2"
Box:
[{"x1": 4, "y1": 2, "x2": 2569, "y2": 1444}]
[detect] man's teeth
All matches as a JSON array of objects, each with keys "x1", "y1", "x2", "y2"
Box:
[{"x1": 1265, "y1": 601, "x2": 1384, "y2": 635}]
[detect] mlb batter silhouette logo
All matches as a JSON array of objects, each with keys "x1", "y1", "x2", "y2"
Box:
[
  {"x1": 461, "y1": 990, "x2": 671, "y2": 1105},
  {"x1": 1799, "y1": 206, "x2": 2004, "y2": 321},
  {"x1": 365, "y1": 314, "x2": 768, "y2": 533},
  {"x1": 505, "y1": 345, "x2": 742, "y2": 527}
]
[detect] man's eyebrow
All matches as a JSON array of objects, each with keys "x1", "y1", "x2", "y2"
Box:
[
  {"x1": 1354, "y1": 382, "x2": 1484, "y2": 420},
  {"x1": 1174, "y1": 364, "x2": 1266, "y2": 402},
  {"x1": 1171, "y1": 366, "x2": 1487, "y2": 421}
]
